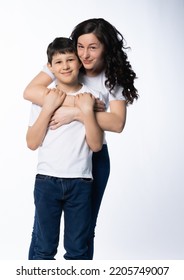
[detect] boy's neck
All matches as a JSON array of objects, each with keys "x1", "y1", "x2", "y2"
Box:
[{"x1": 56, "y1": 82, "x2": 82, "y2": 94}]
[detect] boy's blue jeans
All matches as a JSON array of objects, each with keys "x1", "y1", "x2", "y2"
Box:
[
  {"x1": 33, "y1": 175, "x2": 92, "y2": 260},
  {"x1": 29, "y1": 145, "x2": 110, "y2": 260}
]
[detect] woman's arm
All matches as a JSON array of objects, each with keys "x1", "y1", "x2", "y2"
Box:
[
  {"x1": 50, "y1": 99, "x2": 126, "y2": 133},
  {"x1": 49, "y1": 106, "x2": 81, "y2": 129},
  {"x1": 23, "y1": 71, "x2": 52, "y2": 105},
  {"x1": 95, "y1": 100, "x2": 126, "y2": 133},
  {"x1": 23, "y1": 71, "x2": 77, "y2": 107}
]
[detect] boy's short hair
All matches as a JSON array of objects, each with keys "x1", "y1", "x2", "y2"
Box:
[{"x1": 47, "y1": 37, "x2": 77, "y2": 64}]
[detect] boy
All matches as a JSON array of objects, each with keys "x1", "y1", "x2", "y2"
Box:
[{"x1": 26, "y1": 37, "x2": 103, "y2": 260}]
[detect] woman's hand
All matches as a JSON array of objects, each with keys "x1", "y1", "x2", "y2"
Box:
[
  {"x1": 94, "y1": 98, "x2": 106, "y2": 112},
  {"x1": 49, "y1": 106, "x2": 80, "y2": 129},
  {"x1": 49, "y1": 93, "x2": 106, "y2": 130}
]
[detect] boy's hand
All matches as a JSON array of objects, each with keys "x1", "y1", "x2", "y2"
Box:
[
  {"x1": 75, "y1": 93, "x2": 95, "y2": 114},
  {"x1": 43, "y1": 88, "x2": 66, "y2": 114}
]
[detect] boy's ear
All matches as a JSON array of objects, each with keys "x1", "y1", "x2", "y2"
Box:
[{"x1": 47, "y1": 62, "x2": 53, "y2": 73}]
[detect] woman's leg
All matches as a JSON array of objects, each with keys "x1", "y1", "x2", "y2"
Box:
[{"x1": 87, "y1": 144, "x2": 110, "y2": 259}]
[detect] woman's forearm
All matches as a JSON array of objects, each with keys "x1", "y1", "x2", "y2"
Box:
[
  {"x1": 74, "y1": 105, "x2": 126, "y2": 133},
  {"x1": 95, "y1": 111, "x2": 126, "y2": 133},
  {"x1": 95, "y1": 100, "x2": 127, "y2": 133},
  {"x1": 23, "y1": 70, "x2": 75, "y2": 107},
  {"x1": 23, "y1": 71, "x2": 53, "y2": 105}
]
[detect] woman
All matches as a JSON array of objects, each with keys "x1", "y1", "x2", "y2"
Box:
[{"x1": 24, "y1": 18, "x2": 138, "y2": 259}]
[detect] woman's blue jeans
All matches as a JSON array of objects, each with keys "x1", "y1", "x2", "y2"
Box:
[{"x1": 28, "y1": 144, "x2": 110, "y2": 260}]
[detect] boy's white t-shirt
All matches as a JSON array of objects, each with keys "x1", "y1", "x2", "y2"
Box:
[{"x1": 29, "y1": 84, "x2": 103, "y2": 178}]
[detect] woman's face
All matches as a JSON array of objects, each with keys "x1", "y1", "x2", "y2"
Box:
[{"x1": 77, "y1": 33, "x2": 105, "y2": 75}]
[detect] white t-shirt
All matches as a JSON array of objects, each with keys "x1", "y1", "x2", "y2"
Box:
[{"x1": 29, "y1": 84, "x2": 103, "y2": 178}]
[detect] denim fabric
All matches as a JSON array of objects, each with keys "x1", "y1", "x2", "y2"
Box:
[
  {"x1": 88, "y1": 144, "x2": 110, "y2": 259},
  {"x1": 33, "y1": 175, "x2": 92, "y2": 260},
  {"x1": 28, "y1": 144, "x2": 110, "y2": 260}
]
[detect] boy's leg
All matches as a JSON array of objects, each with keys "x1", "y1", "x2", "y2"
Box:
[
  {"x1": 33, "y1": 174, "x2": 62, "y2": 260},
  {"x1": 28, "y1": 211, "x2": 37, "y2": 260},
  {"x1": 63, "y1": 178, "x2": 92, "y2": 260}
]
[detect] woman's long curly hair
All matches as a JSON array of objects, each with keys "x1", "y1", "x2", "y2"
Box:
[{"x1": 70, "y1": 18, "x2": 139, "y2": 105}]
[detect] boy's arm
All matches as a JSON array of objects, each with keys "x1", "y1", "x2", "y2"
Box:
[
  {"x1": 26, "y1": 109, "x2": 53, "y2": 151},
  {"x1": 75, "y1": 93, "x2": 103, "y2": 152},
  {"x1": 26, "y1": 89, "x2": 66, "y2": 150}
]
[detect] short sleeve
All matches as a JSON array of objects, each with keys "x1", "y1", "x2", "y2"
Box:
[
  {"x1": 109, "y1": 85, "x2": 126, "y2": 102},
  {"x1": 42, "y1": 65, "x2": 56, "y2": 81},
  {"x1": 28, "y1": 104, "x2": 41, "y2": 126}
]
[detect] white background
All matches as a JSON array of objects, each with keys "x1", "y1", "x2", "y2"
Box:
[{"x1": 0, "y1": 0, "x2": 184, "y2": 260}]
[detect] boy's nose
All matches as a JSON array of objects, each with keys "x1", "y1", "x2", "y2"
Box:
[{"x1": 62, "y1": 62, "x2": 69, "y2": 69}]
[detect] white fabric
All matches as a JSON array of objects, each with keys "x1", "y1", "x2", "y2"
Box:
[
  {"x1": 78, "y1": 72, "x2": 125, "y2": 106},
  {"x1": 29, "y1": 85, "x2": 103, "y2": 178}
]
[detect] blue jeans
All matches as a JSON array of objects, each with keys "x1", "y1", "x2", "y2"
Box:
[
  {"x1": 88, "y1": 144, "x2": 110, "y2": 259},
  {"x1": 28, "y1": 144, "x2": 110, "y2": 260},
  {"x1": 33, "y1": 175, "x2": 92, "y2": 260}
]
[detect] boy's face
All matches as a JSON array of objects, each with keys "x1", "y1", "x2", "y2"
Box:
[{"x1": 48, "y1": 52, "x2": 81, "y2": 84}]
